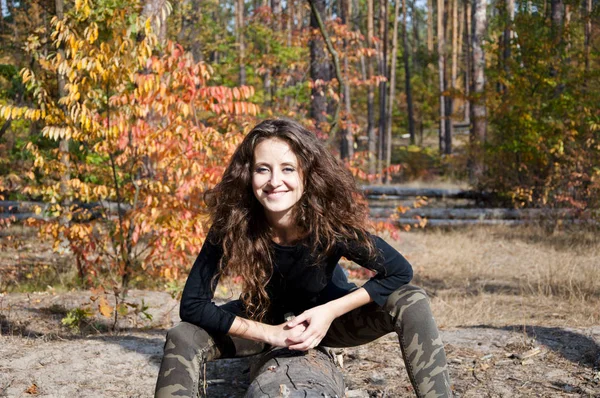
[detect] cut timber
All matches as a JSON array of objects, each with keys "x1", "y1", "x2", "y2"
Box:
[
  {"x1": 373, "y1": 218, "x2": 597, "y2": 228},
  {"x1": 245, "y1": 347, "x2": 345, "y2": 398},
  {"x1": 360, "y1": 186, "x2": 487, "y2": 200},
  {"x1": 369, "y1": 207, "x2": 588, "y2": 220}
]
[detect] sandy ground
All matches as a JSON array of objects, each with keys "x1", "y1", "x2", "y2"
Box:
[{"x1": 1, "y1": 290, "x2": 599, "y2": 398}]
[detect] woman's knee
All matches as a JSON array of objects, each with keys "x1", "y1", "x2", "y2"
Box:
[
  {"x1": 164, "y1": 322, "x2": 213, "y2": 355},
  {"x1": 384, "y1": 285, "x2": 433, "y2": 324}
]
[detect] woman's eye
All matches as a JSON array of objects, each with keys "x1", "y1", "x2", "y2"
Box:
[
  {"x1": 283, "y1": 167, "x2": 296, "y2": 173},
  {"x1": 255, "y1": 167, "x2": 270, "y2": 173}
]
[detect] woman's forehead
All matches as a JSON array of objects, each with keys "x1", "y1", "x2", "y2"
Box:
[{"x1": 253, "y1": 138, "x2": 299, "y2": 164}]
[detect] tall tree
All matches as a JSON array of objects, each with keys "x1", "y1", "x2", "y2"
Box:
[
  {"x1": 142, "y1": 0, "x2": 169, "y2": 44},
  {"x1": 470, "y1": 0, "x2": 487, "y2": 181},
  {"x1": 427, "y1": 0, "x2": 434, "y2": 53},
  {"x1": 340, "y1": 0, "x2": 354, "y2": 160},
  {"x1": 235, "y1": 0, "x2": 246, "y2": 84},
  {"x1": 550, "y1": 0, "x2": 563, "y2": 42},
  {"x1": 309, "y1": 0, "x2": 329, "y2": 130},
  {"x1": 377, "y1": 0, "x2": 389, "y2": 182},
  {"x1": 444, "y1": 0, "x2": 453, "y2": 154},
  {"x1": 437, "y1": 0, "x2": 446, "y2": 153},
  {"x1": 464, "y1": 0, "x2": 471, "y2": 123},
  {"x1": 402, "y1": 0, "x2": 416, "y2": 145},
  {"x1": 55, "y1": 0, "x2": 71, "y2": 237},
  {"x1": 386, "y1": 0, "x2": 401, "y2": 183},
  {"x1": 584, "y1": 0, "x2": 592, "y2": 74},
  {"x1": 367, "y1": 0, "x2": 377, "y2": 175}
]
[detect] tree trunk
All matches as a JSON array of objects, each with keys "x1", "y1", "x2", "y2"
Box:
[
  {"x1": 550, "y1": 0, "x2": 563, "y2": 42},
  {"x1": 402, "y1": 0, "x2": 416, "y2": 146},
  {"x1": 427, "y1": 0, "x2": 434, "y2": 53},
  {"x1": 310, "y1": 0, "x2": 344, "y2": 141},
  {"x1": 286, "y1": 0, "x2": 293, "y2": 47},
  {"x1": 367, "y1": 0, "x2": 377, "y2": 176},
  {"x1": 310, "y1": 0, "x2": 329, "y2": 131},
  {"x1": 386, "y1": 0, "x2": 401, "y2": 183},
  {"x1": 142, "y1": 0, "x2": 168, "y2": 44},
  {"x1": 584, "y1": 0, "x2": 592, "y2": 74},
  {"x1": 437, "y1": 0, "x2": 446, "y2": 154},
  {"x1": 470, "y1": 0, "x2": 487, "y2": 182},
  {"x1": 340, "y1": 0, "x2": 354, "y2": 160},
  {"x1": 55, "y1": 0, "x2": 70, "y2": 210},
  {"x1": 444, "y1": 0, "x2": 453, "y2": 154},
  {"x1": 464, "y1": 0, "x2": 471, "y2": 124},
  {"x1": 245, "y1": 348, "x2": 345, "y2": 397},
  {"x1": 236, "y1": 0, "x2": 246, "y2": 85},
  {"x1": 271, "y1": 0, "x2": 282, "y2": 31},
  {"x1": 411, "y1": 0, "x2": 420, "y2": 70},
  {"x1": 378, "y1": 0, "x2": 389, "y2": 183},
  {"x1": 503, "y1": 0, "x2": 514, "y2": 70},
  {"x1": 452, "y1": 0, "x2": 458, "y2": 90}
]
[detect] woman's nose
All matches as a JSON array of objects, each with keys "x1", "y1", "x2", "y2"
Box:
[{"x1": 269, "y1": 170, "x2": 282, "y2": 186}]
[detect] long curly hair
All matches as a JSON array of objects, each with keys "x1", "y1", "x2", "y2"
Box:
[{"x1": 205, "y1": 119, "x2": 375, "y2": 321}]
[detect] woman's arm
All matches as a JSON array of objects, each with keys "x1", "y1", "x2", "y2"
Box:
[
  {"x1": 228, "y1": 315, "x2": 308, "y2": 347},
  {"x1": 345, "y1": 234, "x2": 413, "y2": 307},
  {"x1": 179, "y1": 235, "x2": 238, "y2": 334}
]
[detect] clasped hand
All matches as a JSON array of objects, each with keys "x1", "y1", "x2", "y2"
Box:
[{"x1": 270, "y1": 304, "x2": 336, "y2": 351}]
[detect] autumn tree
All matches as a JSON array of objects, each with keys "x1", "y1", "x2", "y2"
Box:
[{"x1": 1, "y1": 0, "x2": 258, "y2": 288}]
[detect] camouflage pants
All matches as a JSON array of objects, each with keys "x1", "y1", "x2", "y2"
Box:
[{"x1": 154, "y1": 285, "x2": 451, "y2": 397}]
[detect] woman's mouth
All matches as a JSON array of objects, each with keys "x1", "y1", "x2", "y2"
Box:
[{"x1": 266, "y1": 190, "x2": 288, "y2": 198}]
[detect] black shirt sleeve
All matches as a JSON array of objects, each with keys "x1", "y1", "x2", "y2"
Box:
[
  {"x1": 179, "y1": 232, "x2": 236, "y2": 335},
  {"x1": 340, "y1": 234, "x2": 413, "y2": 307}
]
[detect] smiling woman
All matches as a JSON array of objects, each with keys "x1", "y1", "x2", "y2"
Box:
[{"x1": 154, "y1": 119, "x2": 452, "y2": 398}]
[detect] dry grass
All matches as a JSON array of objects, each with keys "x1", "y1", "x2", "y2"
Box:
[{"x1": 392, "y1": 225, "x2": 600, "y2": 328}]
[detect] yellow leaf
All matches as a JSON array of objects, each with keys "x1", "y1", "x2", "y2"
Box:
[{"x1": 98, "y1": 296, "x2": 113, "y2": 318}]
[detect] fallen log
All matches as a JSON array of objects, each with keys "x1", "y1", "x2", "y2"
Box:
[
  {"x1": 369, "y1": 207, "x2": 588, "y2": 220},
  {"x1": 245, "y1": 347, "x2": 345, "y2": 398},
  {"x1": 373, "y1": 217, "x2": 598, "y2": 228},
  {"x1": 360, "y1": 186, "x2": 487, "y2": 200}
]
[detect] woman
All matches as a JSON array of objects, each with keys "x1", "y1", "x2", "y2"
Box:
[{"x1": 154, "y1": 119, "x2": 451, "y2": 397}]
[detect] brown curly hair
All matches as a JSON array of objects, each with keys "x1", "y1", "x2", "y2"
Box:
[{"x1": 205, "y1": 119, "x2": 375, "y2": 321}]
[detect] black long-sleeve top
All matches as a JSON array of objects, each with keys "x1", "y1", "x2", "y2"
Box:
[{"x1": 179, "y1": 232, "x2": 413, "y2": 335}]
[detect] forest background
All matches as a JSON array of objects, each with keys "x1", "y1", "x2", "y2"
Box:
[
  {"x1": 0, "y1": 0, "x2": 599, "y2": 396},
  {"x1": 1, "y1": 0, "x2": 598, "y2": 292}
]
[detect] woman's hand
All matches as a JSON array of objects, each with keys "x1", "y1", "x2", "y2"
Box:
[
  {"x1": 285, "y1": 304, "x2": 337, "y2": 351},
  {"x1": 267, "y1": 321, "x2": 308, "y2": 348}
]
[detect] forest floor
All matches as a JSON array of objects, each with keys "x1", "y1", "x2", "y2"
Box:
[{"x1": 1, "y1": 225, "x2": 600, "y2": 397}]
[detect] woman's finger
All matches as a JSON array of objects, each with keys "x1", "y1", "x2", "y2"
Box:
[{"x1": 287, "y1": 313, "x2": 307, "y2": 327}]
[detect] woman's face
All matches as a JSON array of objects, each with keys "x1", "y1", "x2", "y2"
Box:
[{"x1": 252, "y1": 138, "x2": 304, "y2": 224}]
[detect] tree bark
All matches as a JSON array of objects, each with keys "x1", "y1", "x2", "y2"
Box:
[
  {"x1": 550, "y1": 0, "x2": 563, "y2": 42},
  {"x1": 402, "y1": 0, "x2": 416, "y2": 146},
  {"x1": 464, "y1": 0, "x2": 471, "y2": 124},
  {"x1": 427, "y1": 0, "x2": 434, "y2": 53},
  {"x1": 309, "y1": 0, "x2": 344, "y2": 142},
  {"x1": 452, "y1": 0, "x2": 458, "y2": 90},
  {"x1": 444, "y1": 0, "x2": 453, "y2": 154},
  {"x1": 378, "y1": 0, "x2": 389, "y2": 183},
  {"x1": 271, "y1": 0, "x2": 282, "y2": 31},
  {"x1": 245, "y1": 348, "x2": 345, "y2": 397},
  {"x1": 437, "y1": 0, "x2": 446, "y2": 154},
  {"x1": 142, "y1": 0, "x2": 168, "y2": 44},
  {"x1": 470, "y1": 0, "x2": 487, "y2": 182},
  {"x1": 340, "y1": 0, "x2": 354, "y2": 160},
  {"x1": 309, "y1": 0, "x2": 330, "y2": 131},
  {"x1": 367, "y1": 0, "x2": 377, "y2": 176},
  {"x1": 386, "y1": 0, "x2": 401, "y2": 183},
  {"x1": 235, "y1": 0, "x2": 246, "y2": 85},
  {"x1": 584, "y1": 0, "x2": 592, "y2": 74}
]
